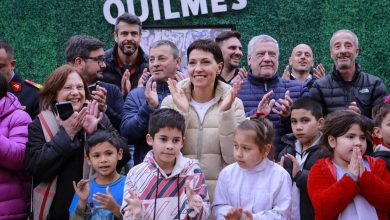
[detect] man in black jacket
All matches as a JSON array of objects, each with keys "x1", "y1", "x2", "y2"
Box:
[
  {"x1": 309, "y1": 29, "x2": 388, "y2": 118},
  {"x1": 102, "y1": 13, "x2": 149, "y2": 98}
]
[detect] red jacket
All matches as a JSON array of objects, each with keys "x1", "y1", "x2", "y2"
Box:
[{"x1": 308, "y1": 156, "x2": 390, "y2": 220}]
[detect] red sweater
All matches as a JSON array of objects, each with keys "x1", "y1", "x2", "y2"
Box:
[{"x1": 308, "y1": 157, "x2": 390, "y2": 220}]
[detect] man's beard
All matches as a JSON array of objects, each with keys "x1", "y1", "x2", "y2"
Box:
[{"x1": 119, "y1": 41, "x2": 139, "y2": 56}]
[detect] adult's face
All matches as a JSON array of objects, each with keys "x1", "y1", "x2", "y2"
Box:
[
  {"x1": 289, "y1": 44, "x2": 314, "y2": 74},
  {"x1": 220, "y1": 37, "x2": 243, "y2": 69},
  {"x1": 149, "y1": 45, "x2": 180, "y2": 82},
  {"x1": 187, "y1": 49, "x2": 223, "y2": 90},
  {"x1": 0, "y1": 48, "x2": 16, "y2": 81},
  {"x1": 80, "y1": 48, "x2": 106, "y2": 84},
  {"x1": 248, "y1": 41, "x2": 279, "y2": 79},
  {"x1": 114, "y1": 22, "x2": 141, "y2": 56},
  {"x1": 330, "y1": 32, "x2": 359, "y2": 71},
  {"x1": 56, "y1": 71, "x2": 86, "y2": 111}
]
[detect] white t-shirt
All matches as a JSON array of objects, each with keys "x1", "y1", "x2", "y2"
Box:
[{"x1": 190, "y1": 98, "x2": 217, "y2": 123}]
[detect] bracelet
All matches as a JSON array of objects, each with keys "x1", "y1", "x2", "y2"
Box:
[{"x1": 256, "y1": 111, "x2": 266, "y2": 117}]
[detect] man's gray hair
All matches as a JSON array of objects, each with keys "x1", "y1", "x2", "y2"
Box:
[
  {"x1": 149, "y1": 40, "x2": 179, "y2": 59},
  {"x1": 330, "y1": 29, "x2": 359, "y2": 48},
  {"x1": 247, "y1": 35, "x2": 279, "y2": 56}
]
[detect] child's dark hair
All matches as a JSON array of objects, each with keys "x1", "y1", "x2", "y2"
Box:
[
  {"x1": 373, "y1": 103, "x2": 390, "y2": 127},
  {"x1": 236, "y1": 117, "x2": 275, "y2": 158},
  {"x1": 148, "y1": 108, "x2": 185, "y2": 137},
  {"x1": 86, "y1": 129, "x2": 126, "y2": 155},
  {"x1": 291, "y1": 96, "x2": 323, "y2": 120},
  {"x1": 321, "y1": 110, "x2": 372, "y2": 157}
]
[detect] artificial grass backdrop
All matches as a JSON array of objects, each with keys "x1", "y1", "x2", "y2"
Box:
[{"x1": 0, "y1": 0, "x2": 388, "y2": 88}]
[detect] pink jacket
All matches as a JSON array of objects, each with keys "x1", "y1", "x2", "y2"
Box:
[{"x1": 0, "y1": 92, "x2": 32, "y2": 219}]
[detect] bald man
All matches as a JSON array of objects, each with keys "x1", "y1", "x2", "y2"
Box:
[{"x1": 282, "y1": 44, "x2": 325, "y2": 89}]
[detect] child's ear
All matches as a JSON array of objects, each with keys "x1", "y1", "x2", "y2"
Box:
[
  {"x1": 317, "y1": 117, "x2": 325, "y2": 129},
  {"x1": 85, "y1": 153, "x2": 92, "y2": 166},
  {"x1": 262, "y1": 144, "x2": 272, "y2": 157},
  {"x1": 328, "y1": 136, "x2": 337, "y2": 149},
  {"x1": 373, "y1": 127, "x2": 383, "y2": 139},
  {"x1": 117, "y1": 148, "x2": 123, "y2": 160},
  {"x1": 146, "y1": 134, "x2": 154, "y2": 146},
  {"x1": 180, "y1": 137, "x2": 186, "y2": 150}
]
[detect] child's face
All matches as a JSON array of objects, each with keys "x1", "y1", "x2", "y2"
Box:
[
  {"x1": 374, "y1": 112, "x2": 390, "y2": 146},
  {"x1": 233, "y1": 129, "x2": 269, "y2": 169},
  {"x1": 146, "y1": 127, "x2": 184, "y2": 170},
  {"x1": 291, "y1": 109, "x2": 323, "y2": 147},
  {"x1": 329, "y1": 124, "x2": 367, "y2": 167},
  {"x1": 87, "y1": 142, "x2": 123, "y2": 177}
]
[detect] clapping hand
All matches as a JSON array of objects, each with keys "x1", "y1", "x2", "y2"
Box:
[
  {"x1": 348, "y1": 147, "x2": 365, "y2": 179},
  {"x1": 121, "y1": 69, "x2": 131, "y2": 97},
  {"x1": 313, "y1": 64, "x2": 325, "y2": 79},
  {"x1": 185, "y1": 180, "x2": 203, "y2": 214},
  {"x1": 83, "y1": 100, "x2": 103, "y2": 134},
  {"x1": 167, "y1": 78, "x2": 189, "y2": 113},
  {"x1": 91, "y1": 85, "x2": 108, "y2": 112},
  {"x1": 137, "y1": 68, "x2": 149, "y2": 88},
  {"x1": 123, "y1": 189, "x2": 143, "y2": 218},
  {"x1": 348, "y1": 102, "x2": 361, "y2": 115},
  {"x1": 93, "y1": 186, "x2": 121, "y2": 217},
  {"x1": 224, "y1": 208, "x2": 253, "y2": 220},
  {"x1": 282, "y1": 65, "x2": 291, "y2": 80},
  {"x1": 145, "y1": 77, "x2": 158, "y2": 109},
  {"x1": 58, "y1": 107, "x2": 88, "y2": 140},
  {"x1": 256, "y1": 90, "x2": 275, "y2": 117},
  {"x1": 73, "y1": 179, "x2": 90, "y2": 203},
  {"x1": 272, "y1": 90, "x2": 293, "y2": 118},
  {"x1": 219, "y1": 80, "x2": 242, "y2": 112}
]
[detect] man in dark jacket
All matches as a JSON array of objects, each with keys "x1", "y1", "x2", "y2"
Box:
[
  {"x1": 309, "y1": 29, "x2": 388, "y2": 118},
  {"x1": 102, "y1": 13, "x2": 149, "y2": 98},
  {"x1": 65, "y1": 35, "x2": 124, "y2": 131},
  {"x1": 237, "y1": 35, "x2": 307, "y2": 156},
  {"x1": 0, "y1": 39, "x2": 40, "y2": 119},
  {"x1": 121, "y1": 40, "x2": 182, "y2": 165}
]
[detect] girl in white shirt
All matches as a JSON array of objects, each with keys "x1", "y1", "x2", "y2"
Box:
[{"x1": 212, "y1": 117, "x2": 292, "y2": 220}]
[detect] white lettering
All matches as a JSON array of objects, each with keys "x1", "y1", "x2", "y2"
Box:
[
  {"x1": 164, "y1": 0, "x2": 180, "y2": 19},
  {"x1": 211, "y1": 0, "x2": 227, "y2": 13},
  {"x1": 126, "y1": 0, "x2": 149, "y2": 22},
  {"x1": 232, "y1": 0, "x2": 247, "y2": 10},
  {"x1": 180, "y1": 0, "x2": 208, "y2": 17},
  {"x1": 151, "y1": 0, "x2": 161, "y2": 20},
  {"x1": 103, "y1": 0, "x2": 125, "y2": 25},
  {"x1": 103, "y1": 0, "x2": 248, "y2": 24}
]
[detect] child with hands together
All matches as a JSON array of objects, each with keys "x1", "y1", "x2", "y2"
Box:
[{"x1": 308, "y1": 110, "x2": 390, "y2": 220}]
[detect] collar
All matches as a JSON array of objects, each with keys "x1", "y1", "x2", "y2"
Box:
[
  {"x1": 247, "y1": 70, "x2": 279, "y2": 86},
  {"x1": 331, "y1": 63, "x2": 361, "y2": 82},
  {"x1": 243, "y1": 158, "x2": 272, "y2": 173},
  {"x1": 8, "y1": 71, "x2": 15, "y2": 83}
]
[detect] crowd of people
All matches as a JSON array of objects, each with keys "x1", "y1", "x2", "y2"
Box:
[{"x1": 1, "y1": 12, "x2": 389, "y2": 220}]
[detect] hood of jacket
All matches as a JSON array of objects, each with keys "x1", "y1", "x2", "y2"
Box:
[
  {"x1": 0, "y1": 92, "x2": 23, "y2": 119},
  {"x1": 143, "y1": 150, "x2": 201, "y2": 178}
]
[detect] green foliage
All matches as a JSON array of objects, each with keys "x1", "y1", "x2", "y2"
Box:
[{"x1": 0, "y1": 0, "x2": 388, "y2": 88}]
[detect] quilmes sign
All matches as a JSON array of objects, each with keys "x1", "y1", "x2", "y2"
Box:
[{"x1": 103, "y1": 0, "x2": 247, "y2": 24}]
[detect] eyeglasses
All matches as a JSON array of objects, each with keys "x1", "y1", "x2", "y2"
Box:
[{"x1": 83, "y1": 56, "x2": 105, "y2": 66}]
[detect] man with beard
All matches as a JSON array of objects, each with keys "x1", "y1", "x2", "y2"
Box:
[
  {"x1": 309, "y1": 29, "x2": 388, "y2": 118},
  {"x1": 102, "y1": 13, "x2": 149, "y2": 98},
  {"x1": 120, "y1": 40, "x2": 182, "y2": 165},
  {"x1": 0, "y1": 39, "x2": 41, "y2": 119},
  {"x1": 282, "y1": 44, "x2": 325, "y2": 89},
  {"x1": 215, "y1": 31, "x2": 247, "y2": 85},
  {"x1": 65, "y1": 35, "x2": 124, "y2": 131}
]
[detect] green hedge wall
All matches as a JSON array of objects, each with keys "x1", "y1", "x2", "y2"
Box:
[{"x1": 0, "y1": 0, "x2": 388, "y2": 88}]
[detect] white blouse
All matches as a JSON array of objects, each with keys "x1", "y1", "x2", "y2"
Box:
[{"x1": 212, "y1": 158, "x2": 292, "y2": 220}]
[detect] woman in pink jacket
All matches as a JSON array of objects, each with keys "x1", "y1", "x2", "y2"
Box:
[{"x1": 0, "y1": 72, "x2": 32, "y2": 219}]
